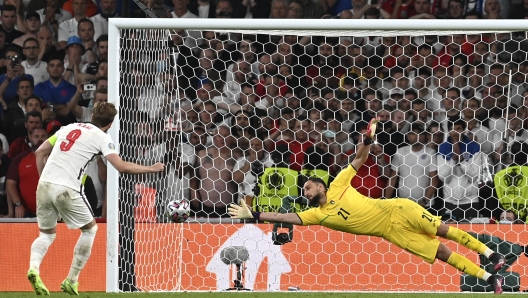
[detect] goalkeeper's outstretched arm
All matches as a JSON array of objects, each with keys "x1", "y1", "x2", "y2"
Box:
[{"x1": 229, "y1": 201, "x2": 302, "y2": 225}]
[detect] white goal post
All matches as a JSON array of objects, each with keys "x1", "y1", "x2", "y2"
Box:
[{"x1": 107, "y1": 19, "x2": 528, "y2": 293}]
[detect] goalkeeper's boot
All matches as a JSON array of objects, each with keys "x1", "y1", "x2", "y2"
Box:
[
  {"x1": 27, "y1": 269, "x2": 50, "y2": 295},
  {"x1": 487, "y1": 274, "x2": 504, "y2": 294},
  {"x1": 61, "y1": 278, "x2": 79, "y2": 296},
  {"x1": 489, "y1": 252, "x2": 505, "y2": 272},
  {"x1": 366, "y1": 117, "x2": 380, "y2": 139}
]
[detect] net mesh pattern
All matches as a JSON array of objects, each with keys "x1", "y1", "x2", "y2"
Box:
[{"x1": 116, "y1": 28, "x2": 528, "y2": 292}]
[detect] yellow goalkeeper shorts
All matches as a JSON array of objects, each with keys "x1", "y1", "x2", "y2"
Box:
[{"x1": 384, "y1": 199, "x2": 442, "y2": 264}]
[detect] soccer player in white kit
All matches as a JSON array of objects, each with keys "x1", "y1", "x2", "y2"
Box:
[{"x1": 27, "y1": 103, "x2": 164, "y2": 295}]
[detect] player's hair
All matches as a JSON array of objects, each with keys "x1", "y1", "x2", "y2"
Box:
[
  {"x1": 92, "y1": 102, "x2": 117, "y2": 128},
  {"x1": 307, "y1": 177, "x2": 327, "y2": 191}
]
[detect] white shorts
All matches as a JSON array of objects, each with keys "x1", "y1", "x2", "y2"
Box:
[{"x1": 36, "y1": 181, "x2": 94, "y2": 230}]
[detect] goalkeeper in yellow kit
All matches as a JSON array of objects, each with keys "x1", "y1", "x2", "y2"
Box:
[{"x1": 229, "y1": 118, "x2": 506, "y2": 294}]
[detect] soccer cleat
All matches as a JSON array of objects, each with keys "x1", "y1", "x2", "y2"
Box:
[
  {"x1": 487, "y1": 274, "x2": 504, "y2": 294},
  {"x1": 61, "y1": 278, "x2": 80, "y2": 296},
  {"x1": 489, "y1": 253, "x2": 505, "y2": 272},
  {"x1": 27, "y1": 269, "x2": 50, "y2": 295},
  {"x1": 366, "y1": 117, "x2": 380, "y2": 139}
]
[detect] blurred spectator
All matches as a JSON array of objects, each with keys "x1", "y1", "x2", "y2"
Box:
[
  {"x1": 426, "y1": 120, "x2": 444, "y2": 152},
  {"x1": 493, "y1": 141, "x2": 528, "y2": 223},
  {"x1": 64, "y1": 86, "x2": 107, "y2": 122},
  {"x1": 270, "y1": 116, "x2": 314, "y2": 171},
  {"x1": 509, "y1": 0, "x2": 528, "y2": 18},
  {"x1": 409, "y1": 99, "x2": 431, "y2": 128},
  {"x1": 63, "y1": 35, "x2": 86, "y2": 85},
  {"x1": 62, "y1": 0, "x2": 99, "y2": 17},
  {"x1": 2, "y1": 76, "x2": 33, "y2": 138},
  {"x1": 37, "y1": 0, "x2": 73, "y2": 39},
  {"x1": 461, "y1": 98, "x2": 494, "y2": 154},
  {"x1": 8, "y1": 110, "x2": 42, "y2": 158},
  {"x1": 77, "y1": 18, "x2": 97, "y2": 62},
  {"x1": 410, "y1": 0, "x2": 436, "y2": 19},
  {"x1": 1, "y1": 5, "x2": 24, "y2": 46},
  {"x1": 270, "y1": 0, "x2": 288, "y2": 18},
  {"x1": 6, "y1": 127, "x2": 47, "y2": 218},
  {"x1": 83, "y1": 34, "x2": 108, "y2": 75},
  {"x1": 12, "y1": 11, "x2": 41, "y2": 47},
  {"x1": 498, "y1": 209, "x2": 518, "y2": 223},
  {"x1": 436, "y1": 118, "x2": 484, "y2": 221},
  {"x1": 436, "y1": 0, "x2": 464, "y2": 19},
  {"x1": 58, "y1": 0, "x2": 89, "y2": 49},
  {"x1": 0, "y1": 148, "x2": 11, "y2": 218},
  {"x1": 37, "y1": 26, "x2": 63, "y2": 63},
  {"x1": 233, "y1": 136, "x2": 273, "y2": 206},
  {"x1": 492, "y1": 107, "x2": 528, "y2": 170},
  {"x1": 381, "y1": 0, "x2": 416, "y2": 19},
  {"x1": 91, "y1": 0, "x2": 118, "y2": 40},
  {"x1": 190, "y1": 125, "x2": 241, "y2": 217},
  {"x1": 21, "y1": 38, "x2": 49, "y2": 84},
  {"x1": 34, "y1": 55, "x2": 74, "y2": 107},
  {"x1": 11, "y1": 96, "x2": 53, "y2": 141},
  {"x1": 484, "y1": 0, "x2": 501, "y2": 19},
  {"x1": 0, "y1": 47, "x2": 35, "y2": 103},
  {"x1": 386, "y1": 123, "x2": 439, "y2": 208}
]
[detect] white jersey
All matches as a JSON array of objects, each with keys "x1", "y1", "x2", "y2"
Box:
[{"x1": 40, "y1": 122, "x2": 116, "y2": 192}]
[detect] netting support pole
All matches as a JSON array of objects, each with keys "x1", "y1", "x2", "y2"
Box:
[{"x1": 107, "y1": 19, "x2": 120, "y2": 293}]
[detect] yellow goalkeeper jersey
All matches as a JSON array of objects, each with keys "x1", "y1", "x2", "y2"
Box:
[{"x1": 297, "y1": 165, "x2": 397, "y2": 237}]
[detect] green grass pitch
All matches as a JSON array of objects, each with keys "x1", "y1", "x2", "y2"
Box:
[{"x1": 0, "y1": 293, "x2": 525, "y2": 298}]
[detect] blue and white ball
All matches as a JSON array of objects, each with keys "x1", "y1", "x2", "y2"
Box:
[{"x1": 166, "y1": 199, "x2": 190, "y2": 223}]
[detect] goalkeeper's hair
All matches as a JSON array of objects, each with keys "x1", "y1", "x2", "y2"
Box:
[
  {"x1": 92, "y1": 102, "x2": 117, "y2": 128},
  {"x1": 307, "y1": 177, "x2": 327, "y2": 191}
]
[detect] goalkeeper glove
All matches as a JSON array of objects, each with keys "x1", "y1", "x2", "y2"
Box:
[
  {"x1": 365, "y1": 117, "x2": 380, "y2": 145},
  {"x1": 228, "y1": 200, "x2": 260, "y2": 220}
]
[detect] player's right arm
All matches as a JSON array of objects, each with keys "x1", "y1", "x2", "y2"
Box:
[
  {"x1": 35, "y1": 136, "x2": 57, "y2": 176},
  {"x1": 105, "y1": 153, "x2": 164, "y2": 174}
]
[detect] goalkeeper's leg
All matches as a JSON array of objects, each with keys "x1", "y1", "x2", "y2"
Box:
[
  {"x1": 437, "y1": 224, "x2": 505, "y2": 272},
  {"x1": 66, "y1": 223, "x2": 98, "y2": 286},
  {"x1": 436, "y1": 243, "x2": 504, "y2": 294}
]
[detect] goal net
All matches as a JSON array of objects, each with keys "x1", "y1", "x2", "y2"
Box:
[{"x1": 108, "y1": 19, "x2": 528, "y2": 292}]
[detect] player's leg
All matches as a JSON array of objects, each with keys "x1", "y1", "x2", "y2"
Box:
[
  {"x1": 28, "y1": 182, "x2": 58, "y2": 295},
  {"x1": 436, "y1": 243, "x2": 504, "y2": 294},
  {"x1": 55, "y1": 188, "x2": 97, "y2": 295},
  {"x1": 62, "y1": 219, "x2": 98, "y2": 295},
  {"x1": 436, "y1": 223, "x2": 505, "y2": 272}
]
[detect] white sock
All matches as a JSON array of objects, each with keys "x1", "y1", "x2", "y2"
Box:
[
  {"x1": 483, "y1": 248, "x2": 494, "y2": 258},
  {"x1": 483, "y1": 272, "x2": 492, "y2": 282},
  {"x1": 67, "y1": 225, "x2": 98, "y2": 283},
  {"x1": 29, "y1": 232, "x2": 56, "y2": 273}
]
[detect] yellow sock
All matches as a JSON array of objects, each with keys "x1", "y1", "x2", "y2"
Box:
[
  {"x1": 447, "y1": 252, "x2": 487, "y2": 280},
  {"x1": 446, "y1": 227, "x2": 489, "y2": 255}
]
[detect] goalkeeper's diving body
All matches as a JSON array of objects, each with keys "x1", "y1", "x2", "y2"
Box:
[{"x1": 229, "y1": 118, "x2": 506, "y2": 294}]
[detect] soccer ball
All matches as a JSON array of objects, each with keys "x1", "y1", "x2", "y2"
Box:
[{"x1": 166, "y1": 199, "x2": 190, "y2": 223}]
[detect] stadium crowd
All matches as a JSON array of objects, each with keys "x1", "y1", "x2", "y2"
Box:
[{"x1": 0, "y1": 0, "x2": 526, "y2": 224}]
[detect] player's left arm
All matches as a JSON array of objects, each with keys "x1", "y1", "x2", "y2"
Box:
[
  {"x1": 351, "y1": 142, "x2": 371, "y2": 171},
  {"x1": 229, "y1": 201, "x2": 302, "y2": 225},
  {"x1": 35, "y1": 136, "x2": 57, "y2": 176}
]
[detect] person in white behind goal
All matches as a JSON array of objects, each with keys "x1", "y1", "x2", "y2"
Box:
[{"x1": 27, "y1": 102, "x2": 165, "y2": 295}]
